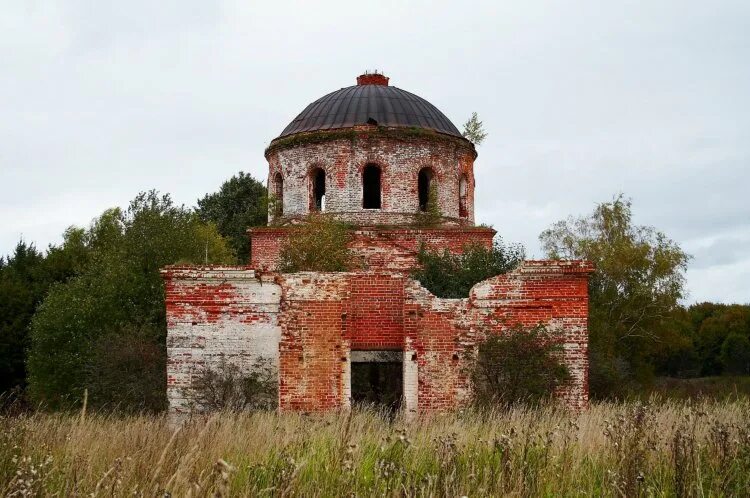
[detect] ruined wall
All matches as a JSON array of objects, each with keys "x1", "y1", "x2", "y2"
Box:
[
  {"x1": 164, "y1": 262, "x2": 592, "y2": 415},
  {"x1": 162, "y1": 267, "x2": 282, "y2": 417},
  {"x1": 469, "y1": 260, "x2": 593, "y2": 409},
  {"x1": 272, "y1": 261, "x2": 592, "y2": 413},
  {"x1": 266, "y1": 130, "x2": 476, "y2": 225},
  {"x1": 249, "y1": 226, "x2": 495, "y2": 272}
]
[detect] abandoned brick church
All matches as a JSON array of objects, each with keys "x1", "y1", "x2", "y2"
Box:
[{"x1": 162, "y1": 73, "x2": 593, "y2": 417}]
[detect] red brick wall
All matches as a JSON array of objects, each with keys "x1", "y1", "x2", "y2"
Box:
[
  {"x1": 269, "y1": 260, "x2": 593, "y2": 413},
  {"x1": 266, "y1": 130, "x2": 477, "y2": 225},
  {"x1": 469, "y1": 260, "x2": 594, "y2": 409},
  {"x1": 249, "y1": 226, "x2": 495, "y2": 272},
  {"x1": 161, "y1": 267, "x2": 282, "y2": 417},
  {"x1": 277, "y1": 274, "x2": 349, "y2": 411},
  {"x1": 348, "y1": 274, "x2": 405, "y2": 350}
]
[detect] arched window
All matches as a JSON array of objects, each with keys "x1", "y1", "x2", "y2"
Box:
[
  {"x1": 459, "y1": 174, "x2": 468, "y2": 218},
  {"x1": 274, "y1": 173, "x2": 284, "y2": 215},
  {"x1": 362, "y1": 164, "x2": 381, "y2": 209},
  {"x1": 418, "y1": 168, "x2": 434, "y2": 211},
  {"x1": 310, "y1": 167, "x2": 326, "y2": 211}
]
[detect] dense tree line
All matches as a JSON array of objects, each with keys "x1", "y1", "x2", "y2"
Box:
[
  {"x1": 1, "y1": 179, "x2": 748, "y2": 411},
  {"x1": 0, "y1": 173, "x2": 266, "y2": 411}
]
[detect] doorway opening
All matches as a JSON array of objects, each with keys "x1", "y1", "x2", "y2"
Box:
[{"x1": 350, "y1": 351, "x2": 402, "y2": 412}]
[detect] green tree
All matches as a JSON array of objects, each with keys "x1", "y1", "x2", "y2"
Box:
[
  {"x1": 693, "y1": 304, "x2": 750, "y2": 375},
  {"x1": 197, "y1": 171, "x2": 268, "y2": 263},
  {"x1": 0, "y1": 235, "x2": 88, "y2": 395},
  {"x1": 540, "y1": 195, "x2": 690, "y2": 397},
  {"x1": 411, "y1": 238, "x2": 525, "y2": 298},
  {"x1": 278, "y1": 214, "x2": 353, "y2": 272},
  {"x1": 462, "y1": 112, "x2": 487, "y2": 145},
  {"x1": 0, "y1": 242, "x2": 46, "y2": 394},
  {"x1": 719, "y1": 333, "x2": 750, "y2": 375},
  {"x1": 28, "y1": 191, "x2": 234, "y2": 411},
  {"x1": 470, "y1": 325, "x2": 570, "y2": 408}
]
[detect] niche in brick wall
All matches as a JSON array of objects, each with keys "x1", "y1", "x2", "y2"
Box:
[{"x1": 459, "y1": 174, "x2": 468, "y2": 218}]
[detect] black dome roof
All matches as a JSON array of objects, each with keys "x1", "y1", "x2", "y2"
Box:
[{"x1": 277, "y1": 74, "x2": 463, "y2": 139}]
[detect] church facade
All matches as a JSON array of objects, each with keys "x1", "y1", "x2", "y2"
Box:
[{"x1": 162, "y1": 73, "x2": 593, "y2": 417}]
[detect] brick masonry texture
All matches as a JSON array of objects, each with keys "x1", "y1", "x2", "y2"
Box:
[
  {"x1": 163, "y1": 261, "x2": 593, "y2": 416},
  {"x1": 249, "y1": 226, "x2": 495, "y2": 271},
  {"x1": 162, "y1": 76, "x2": 594, "y2": 416},
  {"x1": 161, "y1": 266, "x2": 281, "y2": 416},
  {"x1": 265, "y1": 128, "x2": 477, "y2": 226}
]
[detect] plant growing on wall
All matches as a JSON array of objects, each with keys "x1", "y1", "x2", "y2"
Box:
[
  {"x1": 462, "y1": 112, "x2": 487, "y2": 145},
  {"x1": 415, "y1": 183, "x2": 442, "y2": 226},
  {"x1": 469, "y1": 325, "x2": 570, "y2": 408},
  {"x1": 411, "y1": 238, "x2": 525, "y2": 298},
  {"x1": 278, "y1": 213, "x2": 354, "y2": 272}
]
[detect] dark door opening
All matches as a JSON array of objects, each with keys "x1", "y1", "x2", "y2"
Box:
[{"x1": 351, "y1": 353, "x2": 402, "y2": 412}]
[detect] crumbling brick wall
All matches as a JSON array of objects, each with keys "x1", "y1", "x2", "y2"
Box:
[
  {"x1": 249, "y1": 226, "x2": 495, "y2": 271},
  {"x1": 163, "y1": 261, "x2": 592, "y2": 416},
  {"x1": 161, "y1": 267, "x2": 281, "y2": 417},
  {"x1": 266, "y1": 129, "x2": 476, "y2": 225}
]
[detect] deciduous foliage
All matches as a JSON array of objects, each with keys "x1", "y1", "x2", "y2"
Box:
[
  {"x1": 462, "y1": 112, "x2": 487, "y2": 145},
  {"x1": 719, "y1": 333, "x2": 750, "y2": 375},
  {"x1": 27, "y1": 191, "x2": 234, "y2": 411},
  {"x1": 540, "y1": 195, "x2": 691, "y2": 397},
  {"x1": 469, "y1": 325, "x2": 570, "y2": 408},
  {"x1": 197, "y1": 171, "x2": 267, "y2": 263},
  {"x1": 411, "y1": 238, "x2": 524, "y2": 298},
  {"x1": 0, "y1": 235, "x2": 88, "y2": 395},
  {"x1": 278, "y1": 214, "x2": 353, "y2": 272}
]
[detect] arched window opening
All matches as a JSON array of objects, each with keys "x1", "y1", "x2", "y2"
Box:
[
  {"x1": 274, "y1": 173, "x2": 284, "y2": 215},
  {"x1": 311, "y1": 168, "x2": 326, "y2": 211},
  {"x1": 459, "y1": 175, "x2": 468, "y2": 218},
  {"x1": 418, "y1": 168, "x2": 434, "y2": 211},
  {"x1": 362, "y1": 164, "x2": 382, "y2": 209}
]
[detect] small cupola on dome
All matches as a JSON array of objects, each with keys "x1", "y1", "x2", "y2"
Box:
[{"x1": 356, "y1": 71, "x2": 389, "y2": 86}]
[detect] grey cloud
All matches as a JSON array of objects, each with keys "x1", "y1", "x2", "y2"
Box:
[{"x1": 1, "y1": 0, "x2": 748, "y2": 304}]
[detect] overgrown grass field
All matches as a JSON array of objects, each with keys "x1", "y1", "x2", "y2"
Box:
[{"x1": 2, "y1": 399, "x2": 749, "y2": 496}]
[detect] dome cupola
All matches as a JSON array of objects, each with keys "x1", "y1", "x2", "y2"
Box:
[
  {"x1": 276, "y1": 72, "x2": 464, "y2": 140},
  {"x1": 266, "y1": 73, "x2": 477, "y2": 227}
]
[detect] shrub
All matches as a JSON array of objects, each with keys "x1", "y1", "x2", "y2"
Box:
[
  {"x1": 411, "y1": 238, "x2": 524, "y2": 298},
  {"x1": 278, "y1": 214, "x2": 353, "y2": 272},
  {"x1": 719, "y1": 333, "x2": 750, "y2": 375},
  {"x1": 469, "y1": 325, "x2": 570, "y2": 408},
  {"x1": 84, "y1": 325, "x2": 166, "y2": 414},
  {"x1": 191, "y1": 358, "x2": 277, "y2": 412},
  {"x1": 27, "y1": 191, "x2": 234, "y2": 410}
]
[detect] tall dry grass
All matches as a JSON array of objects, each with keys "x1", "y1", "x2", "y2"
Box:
[{"x1": 1, "y1": 398, "x2": 749, "y2": 496}]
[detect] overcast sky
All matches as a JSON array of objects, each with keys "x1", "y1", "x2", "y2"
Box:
[{"x1": 2, "y1": 1, "x2": 748, "y2": 303}]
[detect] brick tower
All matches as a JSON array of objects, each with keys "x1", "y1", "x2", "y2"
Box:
[{"x1": 249, "y1": 72, "x2": 495, "y2": 271}]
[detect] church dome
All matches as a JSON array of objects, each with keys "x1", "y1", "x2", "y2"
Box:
[{"x1": 276, "y1": 72, "x2": 463, "y2": 139}]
